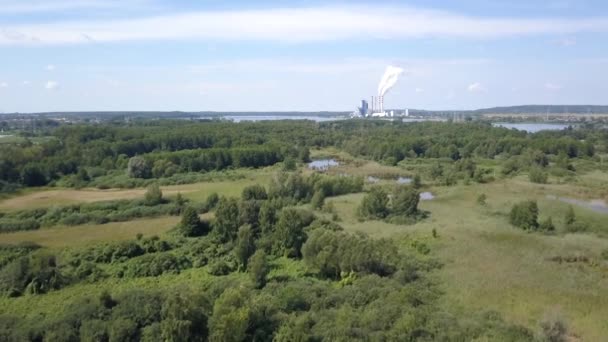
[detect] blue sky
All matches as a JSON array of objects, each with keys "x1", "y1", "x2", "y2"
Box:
[{"x1": 1, "y1": 0, "x2": 607, "y2": 112}]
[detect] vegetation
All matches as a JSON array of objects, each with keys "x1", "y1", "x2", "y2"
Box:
[{"x1": 1, "y1": 118, "x2": 608, "y2": 340}]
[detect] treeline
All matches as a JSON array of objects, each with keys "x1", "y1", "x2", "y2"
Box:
[{"x1": 1, "y1": 120, "x2": 605, "y2": 192}]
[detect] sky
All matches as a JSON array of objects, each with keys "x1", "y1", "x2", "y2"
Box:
[{"x1": 0, "y1": 0, "x2": 607, "y2": 112}]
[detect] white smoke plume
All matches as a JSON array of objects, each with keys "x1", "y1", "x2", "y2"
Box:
[{"x1": 377, "y1": 65, "x2": 404, "y2": 96}]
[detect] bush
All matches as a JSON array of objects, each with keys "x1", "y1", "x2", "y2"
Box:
[
  {"x1": 529, "y1": 168, "x2": 548, "y2": 184},
  {"x1": 144, "y1": 183, "x2": 163, "y2": 206},
  {"x1": 509, "y1": 200, "x2": 539, "y2": 230},
  {"x1": 248, "y1": 250, "x2": 269, "y2": 288},
  {"x1": 242, "y1": 184, "x2": 268, "y2": 201},
  {"x1": 127, "y1": 156, "x2": 151, "y2": 179},
  {"x1": 477, "y1": 193, "x2": 487, "y2": 206},
  {"x1": 0, "y1": 219, "x2": 40, "y2": 233},
  {"x1": 358, "y1": 187, "x2": 389, "y2": 220},
  {"x1": 123, "y1": 253, "x2": 190, "y2": 278},
  {"x1": 391, "y1": 186, "x2": 419, "y2": 217},
  {"x1": 539, "y1": 217, "x2": 555, "y2": 232}
]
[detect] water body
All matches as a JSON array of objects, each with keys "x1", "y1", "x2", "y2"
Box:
[
  {"x1": 547, "y1": 195, "x2": 608, "y2": 215},
  {"x1": 224, "y1": 115, "x2": 343, "y2": 123},
  {"x1": 420, "y1": 192, "x2": 435, "y2": 201},
  {"x1": 397, "y1": 177, "x2": 412, "y2": 184},
  {"x1": 308, "y1": 159, "x2": 339, "y2": 171},
  {"x1": 367, "y1": 176, "x2": 380, "y2": 183},
  {"x1": 492, "y1": 122, "x2": 571, "y2": 133},
  {"x1": 0, "y1": 135, "x2": 13, "y2": 138}
]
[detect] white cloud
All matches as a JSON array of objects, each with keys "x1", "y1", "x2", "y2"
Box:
[
  {"x1": 0, "y1": 0, "x2": 146, "y2": 14},
  {"x1": 554, "y1": 37, "x2": 576, "y2": 46},
  {"x1": 415, "y1": 87, "x2": 424, "y2": 93},
  {"x1": 0, "y1": 82, "x2": 8, "y2": 88},
  {"x1": 22, "y1": 81, "x2": 30, "y2": 86},
  {"x1": 545, "y1": 82, "x2": 563, "y2": 90},
  {"x1": 45, "y1": 81, "x2": 59, "y2": 90},
  {"x1": 1, "y1": 6, "x2": 607, "y2": 45},
  {"x1": 467, "y1": 82, "x2": 486, "y2": 93},
  {"x1": 46, "y1": 64, "x2": 56, "y2": 71}
]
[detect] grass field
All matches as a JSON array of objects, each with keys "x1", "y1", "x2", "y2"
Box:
[
  {"x1": 2, "y1": 155, "x2": 608, "y2": 339},
  {"x1": 324, "y1": 179, "x2": 608, "y2": 341},
  {"x1": 0, "y1": 168, "x2": 273, "y2": 211}
]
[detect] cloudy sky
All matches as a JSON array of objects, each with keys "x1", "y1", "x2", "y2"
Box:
[{"x1": 1, "y1": 0, "x2": 607, "y2": 112}]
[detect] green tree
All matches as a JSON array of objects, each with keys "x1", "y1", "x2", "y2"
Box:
[
  {"x1": 144, "y1": 183, "x2": 163, "y2": 206},
  {"x1": 127, "y1": 156, "x2": 151, "y2": 179},
  {"x1": 241, "y1": 184, "x2": 268, "y2": 201},
  {"x1": 179, "y1": 206, "x2": 207, "y2": 237},
  {"x1": 412, "y1": 174, "x2": 421, "y2": 189},
  {"x1": 214, "y1": 197, "x2": 240, "y2": 242},
  {"x1": 528, "y1": 168, "x2": 548, "y2": 184},
  {"x1": 391, "y1": 186, "x2": 419, "y2": 217},
  {"x1": 235, "y1": 225, "x2": 256, "y2": 270},
  {"x1": 310, "y1": 190, "x2": 326, "y2": 210},
  {"x1": 248, "y1": 250, "x2": 269, "y2": 289},
  {"x1": 564, "y1": 206, "x2": 576, "y2": 227},
  {"x1": 209, "y1": 288, "x2": 251, "y2": 342},
  {"x1": 273, "y1": 208, "x2": 313, "y2": 258},
  {"x1": 539, "y1": 217, "x2": 555, "y2": 232},
  {"x1": 282, "y1": 157, "x2": 297, "y2": 171},
  {"x1": 509, "y1": 200, "x2": 539, "y2": 230},
  {"x1": 358, "y1": 186, "x2": 389, "y2": 219}
]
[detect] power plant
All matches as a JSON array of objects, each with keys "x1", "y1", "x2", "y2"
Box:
[{"x1": 354, "y1": 65, "x2": 405, "y2": 118}]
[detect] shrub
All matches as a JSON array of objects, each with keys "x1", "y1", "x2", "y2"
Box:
[
  {"x1": 477, "y1": 193, "x2": 487, "y2": 206},
  {"x1": 539, "y1": 217, "x2": 555, "y2": 232},
  {"x1": 179, "y1": 206, "x2": 208, "y2": 237},
  {"x1": 241, "y1": 184, "x2": 268, "y2": 201},
  {"x1": 144, "y1": 183, "x2": 163, "y2": 206},
  {"x1": 509, "y1": 200, "x2": 539, "y2": 230},
  {"x1": 123, "y1": 253, "x2": 190, "y2": 278},
  {"x1": 358, "y1": 187, "x2": 389, "y2": 220},
  {"x1": 391, "y1": 186, "x2": 419, "y2": 217},
  {"x1": 310, "y1": 190, "x2": 326, "y2": 210},
  {"x1": 529, "y1": 168, "x2": 548, "y2": 184}
]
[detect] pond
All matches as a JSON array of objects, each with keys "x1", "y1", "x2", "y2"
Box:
[
  {"x1": 492, "y1": 123, "x2": 571, "y2": 133},
  {"x1": 308, "y1": 159, "x2": 339, "y2": 171},
  {"x1": 419, "y1": 192, "x2": 435, "y2": 201},
  {"x1": 547, "y1": 195, "x2": 608, "y2": 215},
  {"x1": 397, "y1": 177, "x2": 412, "y2": 184},
  {"x1": 367, "y1": 176, "x2": 380, "y2": 183}
]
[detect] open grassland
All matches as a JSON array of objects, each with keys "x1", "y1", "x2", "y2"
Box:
[
  {"x1": 0, "y1": 216, "x2": 179, "y2": 248},
  {"x1": 324, "y1": 179, "x2": 608, "y2": 340},
  {"x1": 0, "y1": 168, "x2": 273, "y2": 211}
]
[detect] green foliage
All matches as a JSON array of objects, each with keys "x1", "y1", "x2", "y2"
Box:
[
  {"x1": 204, "y1": 192, "x2": 220, "y2": 211},
  {"x1": 273, "y1": 208, "x2": 314, "y2": 258},
  {"x1": 248, "y1": 250, "x2": 269, "y2": 289},
  {"x1": 282, "y1": 157, "x2": 297, "y2": 171},
  {"x1": 144, "y1": 183, "x2": 163, "y2": 206},
  {"x1": 241, "y1": 184, "x2": 268, "y2": 201},
  {"x1": 477, "y1": 193, "x2": 487, "y2": 206},
  {"x1": 179, "y1": 206, "x2": 208, "y2": 237},
  {"x1": 391, "y1": 186, "x2": 420, "y2": 217},
  {"x1": 214, "y1": 197, "x2": 240, "y2": 242},
  {"x1": 234, "y1": 225, "x2": 256, "y2": 270},
  {"x1": 127, "y1": 156, "x2": 151, "y2": 179},
  {"x1": 509, "y1": 200, "x2": 539, "y2": 230},
  {"x1": 310, "y1": 190, "x2": 326, "y2": 210},
  {"x1": 539, "y1": 217, "x2": 556, "y2": 232},
  {"x1": 358, "y1": 186, "x2": 389, "y2": 220},
  {"x1": 209, "y1": 288, "x2": 251, "y2": 342},
  {"x1": 0, "y1": 253, "x2": 67, "y2": 297},
  {"x1": 412, "y1": 174, "x2": 421, "y2": 189},
  {"x1": 529, "y1": 167, "x2": 548, "y2": 184}
]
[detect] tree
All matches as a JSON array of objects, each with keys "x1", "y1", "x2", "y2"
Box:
[
  {"x1": 310, "y1": 190, "x2": 326, "y2": 210},
  {"x1": 358, "y1": 187, "x2": 389, "y2": 219},
  {"x1": 282, "y1": 157, "x2": 297, "y2": 171},
  {"x1": 235, "y1": 225, "x2": 256, "y2": 270},
  {"x1": 391, "y1": 186, "x2": 419, "y2": 217},
  {"x1": 564, "y1": 206, "x2": 576, "y2": 227},
  {"x1": 248, "y1": 250, "x2": 269, "y2": 289},
  {"x1": 144, "y1": 183, "x2": 163, "y2": 206},
  {"x1": 412, "y1": 174, "x2": 421, "y2": 189},
  {"x1": 241, "y1": 184, "x2": 268, "y2": 201},
  {"x1": 127, "y1": 156, "x2": 151, "y2": 179},
  {"x1": 298, "y1": 147, "x2": 311, "y2": 163},
  {"x1": 214, "y1": 197, "x2": 240, "y2": 242},
  {"x1": 273, "y1": 208, "x2": 313, "y2": 258},
  {"x1": 209, "y1": 288, "x2": 251, "y2": 342},
  {"x1": 258, "y1": 201, "x2": 277, "y2": 234},
  {"x1": 509, "y1": 200, "x2": 539, "y2": 230},
  {"x1": 20, "y1": 164, "x2": 46, "y2": 187},
  {"x1": 179, "y1": 206, "x2": 207, "y2": 237},
  {"x1": 539, "y1": 217, "x2": 555, "y2": 232}
]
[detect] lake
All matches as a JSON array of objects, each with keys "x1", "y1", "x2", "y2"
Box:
[
  {"x1": 420, "y1": 192, "x2": 435, "y2": 201},
  {"x1": 224, "y1": 115, "x2": 344, "y2": 123},
  {"x1": 492, "y1": 123, "x2": 571, "y2": 133}
]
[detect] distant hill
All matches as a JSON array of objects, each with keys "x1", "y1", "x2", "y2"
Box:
[{"x1": 407, "y1": 105, "x2": 608, "y2": 116}]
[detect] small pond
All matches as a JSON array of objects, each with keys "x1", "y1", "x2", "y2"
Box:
[
  {"x1": 547, "y1": 195, "x2": 608, "y2": 215},
  {"x1": 397, "y1": 177, "x2": 412, "y2": 184},
  {"x1": 308, "y1": 159, "x2": 339, "y2": 171},
  {"x1": 419, "y1": 192, "x2": 435, "y2": 201},
  {"x1": 367, "y1": 176, "x2": 380, "y2": 183}
]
